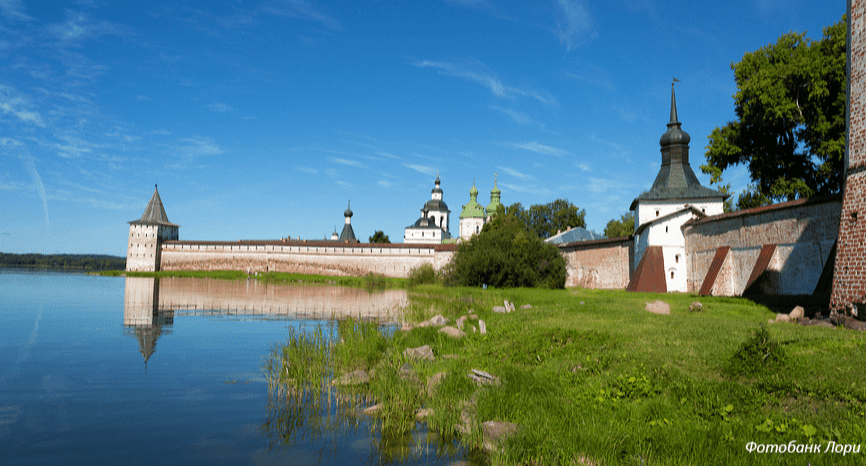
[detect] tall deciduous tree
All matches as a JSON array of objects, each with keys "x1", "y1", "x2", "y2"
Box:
[
  {"x1": 702, "y1": 15, "x2": 846, "y2": 204},
  {"x1": 603, "y1": 212, "x2": 635, "y2": 238},
  {"x1": 503, "y1": 199, "x2": 586, "y2": 239},
  {"x1": 368, "y1": 230, "x2": 391, "y2": 243}
]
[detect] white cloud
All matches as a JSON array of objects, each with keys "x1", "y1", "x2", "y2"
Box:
[
  {"x1": 298, "y1": 166, "x2": 318, "y2": 174},
  {"x1": 576, "y1": 163, "x2": 591, "y2": 172},
  {"x1": 48, "y1": 10, "x2": 124, "y2": 45},
  {"x1": 0, "y1": 0, "x2": 33, "y2": 21},
  {"x1": 402, "y1": 163, "x2": 438, "y2": 176},
  {"x1": 378, "y1": 180, "x2": 393, "y2": 188},
  {"x1": 413, "y1": 58, "x2": 557, "y2": 106},
  {"x1": 553, "y1": 0, "x2": 595, "y2": 51},
  {"x1": 261, "y1": 0, "x2": 342, "y2": 32},
  {"x1": 496, "y1": 166, "x2": 535, "y2": 181},
  {"x1": 500, "y1": 182, "x2": 551, "y2": 196},
  {"x1": 22, "y1": 153, "x2": 49, "y2": 225},
  {"x1": 329, "y1": 157, "x2": 365, "y2": 168},
  {"x1": 490, "y1": 106, "x2": 537, "y2": 126},
  {"x1": 509, "y1": 141, "x2": 569, "y2": 158},
  {"x1": 207, "y1": 102, "x2": 234, "y2": 113},
  {"x1": 0, "y1": 85, "x2": 45, "y2": 127},
  {"x1": 180, "y1": 137, "x2": 223, "y2": 161}
]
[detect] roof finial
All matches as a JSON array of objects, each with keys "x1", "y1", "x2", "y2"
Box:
[
  {"x1": 494, "y1": 173, "x2": 497, "y2": 185},
  {"x1": 670, "y1": 78, "x2": 680, "y2": 124},
  {"x1": 155, "y1": 183, "x2": 158, "y2": 190}
]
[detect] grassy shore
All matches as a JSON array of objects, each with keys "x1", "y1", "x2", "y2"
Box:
[{"x1": 266, "y1": 285, "x2": 865, "y2": 465}]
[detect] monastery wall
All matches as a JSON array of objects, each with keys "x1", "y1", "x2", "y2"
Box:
[
  {"x1": 557, "y1": 237, "x2": 633, "y2": 289},
  {"x1": 684, "y1": 195, "x2": 841, "y2": 296},
  {"x1": 158, "y1": 240, "x2": 456, "y2": 278}
]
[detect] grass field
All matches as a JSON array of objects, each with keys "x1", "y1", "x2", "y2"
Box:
[{"x1": 267, "y1": 285, "x2": 866, "y2": 465}]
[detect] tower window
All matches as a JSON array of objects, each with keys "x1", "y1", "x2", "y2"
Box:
[
  {"x1": 675, "y1": 254, "x2": 680, "y2": 263},
  {"x1": 670, "y1": 271, "x2": 675, "y2": 279},
  {"x1": 665, "y1": 226, "x2": 668, "y2": 233},
  {"x1": 655, "y1": 210, "x2": 659, "y2": 217}
]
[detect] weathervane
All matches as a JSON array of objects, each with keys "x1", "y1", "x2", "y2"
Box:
[{"x1": 672, "y1": 77, "x2": 680, "y2": 87}]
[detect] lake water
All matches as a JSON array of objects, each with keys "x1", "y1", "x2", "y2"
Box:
[{"x1": 0, "y1": 270, "x2": 468, "y2": 465}]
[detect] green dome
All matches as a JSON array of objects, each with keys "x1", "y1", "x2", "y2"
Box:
[
  {"x1": 460, "y1": 182, "x2": 486, "y2": 219},
  {"x1": 487, "y1": 179, "x2": 502, "y2": 215}
]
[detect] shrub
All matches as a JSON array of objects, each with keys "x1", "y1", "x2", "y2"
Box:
[
  {"x1": 446, "y1": 214, "x2": 566, "y2": 289},
  {"x1": 725, "y1": 325, "x2": 787, "y2": 377},
  {"x1": 407, "y1": 264, "x2": 437, "y2": 286}
]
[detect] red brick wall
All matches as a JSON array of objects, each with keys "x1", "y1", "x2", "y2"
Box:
[{"x1": 831, "y1": 1, "x2": 866, "y2": 315}]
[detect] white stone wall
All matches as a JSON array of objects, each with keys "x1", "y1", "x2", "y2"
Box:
[
  {"x1": 160, "y1": 242, "x2": 457, "y2": 278},
  {"x1": 635, "y1": 199, "x2": 723, "y2": 231},
  {"x1": 685, "y1": 197, "x2": 841, "y2": 295},
  {"x1": 404, "y1": 228, "x2": 443, "y2": 244}
]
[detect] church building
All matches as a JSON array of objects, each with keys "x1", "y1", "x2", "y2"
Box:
[
  {"x1": 628, "y1": 83, "x2": 727, "y2": 292},
  {"x1": 458, "y1": 176, "x2": 505, "y2": 241},
  {"x1": 404, "y1": 174, "x2": 452, "y2": 244}
]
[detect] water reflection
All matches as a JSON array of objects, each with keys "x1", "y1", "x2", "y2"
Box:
[{"x1": 123, "y1": 277, "x2": 408, "y2": 366}]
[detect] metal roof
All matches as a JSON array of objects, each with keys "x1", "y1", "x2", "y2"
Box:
[
  {"x1": 545, "y1": 227, "x2": 605, "y2": 244},
  {"x1": 129, "y1": 186, "x2": 178, "y2": 226},
  {"x1": 630, "y1": 84, "x2": 727, "y2": 211}
]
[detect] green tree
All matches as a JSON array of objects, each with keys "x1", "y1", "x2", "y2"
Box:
[
  {"x1": 603, "y1": 212, "x2": 635, "y2": 238},
  {"x1": 702, "y1": 15, "x2": 846, "y2": 203},
  {"x1": 445, "y1": 214, "x2": 566, "y2": 289},
  {"x1": 504, "y1": 199, "x2": 586, "y2": 239},
  {"x1": 368, "y1": 230, "x2": 391, "y2": 243}
]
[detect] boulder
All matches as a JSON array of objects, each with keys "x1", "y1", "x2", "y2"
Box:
[
  {"x1": 362, "y1": 403, "x2": 382, "y2": 416},
  {"x1": 415, "y1": 408, "x2": 433, "y2": 422},
  {"x1": 456, "y1": 315, "x2": 467, "y2": 330},
  {"x1": 481, "y1": 421, "x2": 519, "y2": 452},
  {"x1": 521, "y1": 304, "x2": 532, "y2": 310},
  {"x1": 439, "y1": 326, "x2": 465, "y2": 338},
  {"x1": 790, "y1": 306, "x2": 805, "y2": 320},
  {"x1": 426, "y1": 372, "x2": 447, "y2": 397},
  {"x1": 479, "y1": 319, "x2": 487, "y2": 335},
  {"x1": 645, "y1": 300, "x2": 670, "y2": 315},
  {"x1": 468, "y1": 369, "x2": 500, "y2": 386},
  {"x1": 403, "y1": 344, "x2": 435, "y2": 362},
  {"x1": 688, "y1": 301, "x2": 703, "y2": 312},
  {"x1": 493, "y1": 306, "x2": 507, "y2": 313},
  {"x1": 775, "y1": 313, "x2": 791, "y2": 323},
  {"x1": 332, "y1": 369, "x2": 370, "y2": 386},
  {"x1": 466, "y1": 314, "x2": 478, "y2": 320}
]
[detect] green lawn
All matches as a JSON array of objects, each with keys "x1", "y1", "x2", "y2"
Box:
[{"x1": 269, "y1": 285, "x2": 866, "y2": 465}]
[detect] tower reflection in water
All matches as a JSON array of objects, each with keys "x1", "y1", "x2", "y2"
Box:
[{"x1": 122, "y1": 276, "x2": 408, "y2": 366}]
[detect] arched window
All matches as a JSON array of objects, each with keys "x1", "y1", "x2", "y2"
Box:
[{"x1": 476, "y1": 225, "x2": 479, "y2": 234}]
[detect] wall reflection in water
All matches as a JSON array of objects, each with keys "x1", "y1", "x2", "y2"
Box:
[{"x1": 123, "y1": 277, "x2": 408, "y2": 366}]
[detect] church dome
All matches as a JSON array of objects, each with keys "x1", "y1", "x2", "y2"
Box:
[
  {"x1": 659, "y1": 85, "x2": 690, "y2": 146},
  {"x1": 344, "y1": 201, "x2": 353, "y2": 218}
]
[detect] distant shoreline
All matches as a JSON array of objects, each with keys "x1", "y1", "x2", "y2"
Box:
[{"x1": 0, "y1": 252, "x2": 126, "y2": 271}]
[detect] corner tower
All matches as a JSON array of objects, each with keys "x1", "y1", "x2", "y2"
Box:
[
  {"x1": 831, "y1": 1, "x2": 866, "y2": 316},
  {"x1": 126, "y1": 185, "x2": 179, "y2": 272}
]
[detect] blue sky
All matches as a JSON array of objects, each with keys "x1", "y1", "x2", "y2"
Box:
[{"x1": 0, "y1": 0, "x2": 847, "y2": 255}]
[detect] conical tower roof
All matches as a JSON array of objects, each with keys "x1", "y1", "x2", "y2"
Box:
[
  {"x1": 630, "y1": 83, "x2": 727, "y2": 210},
  {"x1": 129, "y1": 185, "x2": 178, "y2": 226}
]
